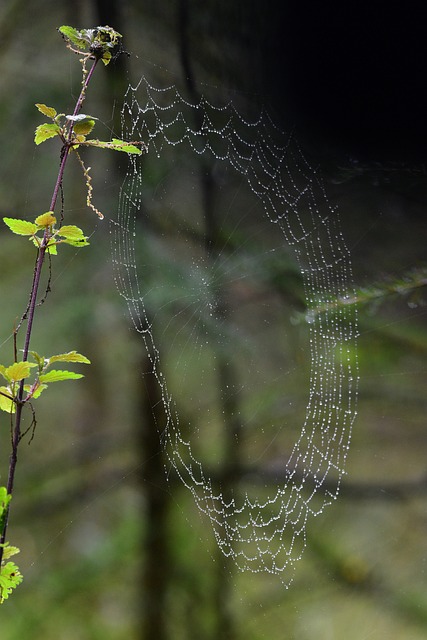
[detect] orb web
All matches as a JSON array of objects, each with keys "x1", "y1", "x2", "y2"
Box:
[{"x1": 111, "y1": 76, "x2": 358, "y2": 584}]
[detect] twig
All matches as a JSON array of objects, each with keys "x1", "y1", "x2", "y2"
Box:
[{"x1": 0, "y1": 56, "x2": 99, "y2": 566}]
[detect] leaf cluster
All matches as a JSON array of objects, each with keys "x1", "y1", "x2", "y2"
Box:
[
  {"x1": 58, "y1": 25, "x2": 123, "y2": 66},
  {"x1": 3, "y1": 212, "x2": 89, "y2": 255},
  {"x1": 0, "y1": 490, "x2": 22, "y2": 604},
  {"x1": 0, "y1": 22, "x2": 137, "y2": 605},
  {"x1": 0, "y1": 351, "x2": 90, "y2": 414},
  {"x1": 34, "y1": 103, "x2": 145, "y2": 155}
]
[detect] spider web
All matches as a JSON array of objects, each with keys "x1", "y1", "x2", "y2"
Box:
[{"x1": 111, "y1": 75, "x2": 358, "y2": 585}]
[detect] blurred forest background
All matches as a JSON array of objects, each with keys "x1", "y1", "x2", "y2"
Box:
[{"x1": 0, "y1": 1, "x2": 426, "y2": 639}]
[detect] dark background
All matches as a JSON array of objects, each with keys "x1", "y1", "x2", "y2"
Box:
[
  {"x1": 274, "y1": 1, "x2": 427, "y2": 161},
  {"x1": 0, "y1": 1, "x2": 426, "y2": 639}
]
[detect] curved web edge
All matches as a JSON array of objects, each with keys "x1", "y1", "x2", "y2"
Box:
[{"x1": 110, "y1": 76, "x2": 359, "y2": 584}]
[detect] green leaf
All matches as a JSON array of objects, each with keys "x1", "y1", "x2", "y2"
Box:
[
  {"x1": 4, "y1": 361, "x2": 37, "y2": 383},
  {"x1": 45, "y1": 240, "x2": 58, "y2": 256},
  {"x1": 24, "y1": 383, "x2": 48, "y2": 399},
  {"x1": 101, "y1": 50, "x2": 112, "y2": 66},
  {"x1": 48, "y1": 351, "x2": 91, "y2": 365},
  {"x1": 58, "y1": 26, "x2": 88, "y2": 50},
  {"x1": 35, "y1": 236, "x2": 59, "y2": 255},
  {"x1": 35, "y1": 103, "x2": 57, "y2": 118},
  {"x1": 56, "y1": 225, "x2": 84, "y2": 239},
  {"x1": 29, "y1": 351, "x2": 45, "y2": 370},
  {"x1": 35, "y1": 212, "x2": 56, "y2": 227},
  {"x1": 66, "y1": 114, "x2": 97, "y2": 136},
  {"x1": 0, "y1": 489, "x2": 11, "y2": 514},
  {"x1": 35, "y1": 123, "x2": 61, "y2": 145},
  {"x1": 0, "y1": 490, "x2": 11, "y2": 533},
  {"x1": 0, "y1": 544, "x2": 20, "y2": 561},
  {"x1": 0, "y1": 388, "x2": 15, "y2": 414},
  {"x1": 83, "y1": 138, "x2": 144, "y2": 155},
  {"x1": 74, "y1": 120, "x2": 96, "y2": 135},
  {"x1": 0, "y1": 561, "x2": 23, "y2": 604},
  {"x1": 39, "y1": 370, "x2": 84, "y2": 383},
  {"x1": 73, "y1": 134, "x2": 86, "y2": 146},
  {"x1": 31, "y1": 384, "x2": 48, "y2": 399},
  {"x1": 61, "y1": 238, "x2": 90, "y2": 248},
  {"x1": 94, "y1": 26, "x2": 122, "y2": 46},
  {"x1": 3, "y1": 218, "x2": 37, "y2": 236},
  {"x1": 56, "y1": 225, "x2": 89, "y2": 246}
]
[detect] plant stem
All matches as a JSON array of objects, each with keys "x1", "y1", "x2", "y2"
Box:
[
  {"x1": 49, "y1": 58, "x2": 99, "y2": 214},
  {"x1": 0, "y1": 56, "x2": 99, "y2": 564}
]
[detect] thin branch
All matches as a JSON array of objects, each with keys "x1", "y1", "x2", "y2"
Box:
[{"x1": 0, "y1": 56, "x2": 99, "y2": 567}]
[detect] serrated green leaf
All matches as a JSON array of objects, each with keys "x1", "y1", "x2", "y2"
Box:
[
  {"x1": 56, "y1": 225, "x2": 86, "y2": 241},
  {"x1": 55, "y1": 224, "x2": 90, "y2": 247},
  {"x1": 62, "y1": 237, "x2": 90, "y2": 247},
  {"x1": 74, "y1": 120, "x2": 96, "y2": 135},
  {"x1": 0, "y1": 490, "x2": 11, "y2": 533},
  {"x1": 0, "y1": 488, "x2": 11, "y2": 512},
  {"x1": 31, "y1": 383, "x2": 48, "y2": 399},
  {"x1": 48, "y1": 351, "x2": 91, "y2": 365},
  {"x1": 96, "y1": 26, "x2": 122, "y2": 44},
  {"x1": 0, "y1": 561, "x2": 23, "y2": 603},
  {"x1": 0, "y1": 365, "x2": 7, "y2": 381},
  {"x1": 58, "y1": 26, "x2": 88, "y2": 50},
  {"x1": 0, "y1": 388, "x2": 15, "y2": 414},
  {"x1": 39, "y1": 370, "x2": 84, "y2": 383},
  {"x1": 0, "y1": 544, "x2": 20, "y2": 560},
  {"x1": 35, "y1": 103, "x2": 57, "y2": 118},
  {"x1": 35, "y1": 212, "x2": 56, "y2": 227},
  {"x1": 66, "y1": 114, "x2": 97, "y2": 136},
  {"x1": 83, "y1": 138, "x2": 144, "y2": 155},
  {"x1": 24, "y1": 383, "x2": 48, "y2": 399},
  {"x1": 35, "y1": 123, "x2": 61, "y2": 145},
  {"x1": 3, "y1": 218, "x2": 37, "y2": 236},
  {"x1": 4, "y1": 362, "x2": 37, "y2": 383},
  {"x1": 29, "y1": 351, "x2": 44, "y2": 366}
]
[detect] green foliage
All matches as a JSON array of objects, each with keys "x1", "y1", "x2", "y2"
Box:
[
  {"x1": 47, "y1": 350, "x2": 91, "y2": 365},
  {"x1": 0, "y1": 22, "x2": 144, "y2": 605},
  {"x1": 34, "y1": 104, "x2": 64, "y2": 145},
  {"x1": 83, "y1": 138, "x2": 144, "y2": 154},
  {"x1": 3, "y1": 213, "x2": 90, "y2": 252},
  {"x1": 39, "y1": 369, "x2": 83, "y2": 383},
  {"x1": 0, "y1": 388, "x2": 15, "y2": 413},
  {"x1": 0, "y1": 361, "x2": 37, "y2": 382},
  {"x1": 58, "y1": 25, "x2": 123, "y2": 66},
  {"x1": 0, "y1": 351, "x2": 90, "y2": 413},
  {"x1": 0, "y1": 489, "x2": 11, "y2": 532},
  {"x1": 0, "y1": 558, "x2": 23, "y2": 604},
  {"x1": 35, "y1": 103, "x2": 57, "y2": 119},
  {"x1": 1, "y1": 194, "x2": 91, "y2": 616},
  {"x1": 0, "y1": 362, "x2": 37, "y2": 414},
  {"x1": 66, "y1": 114, "x2": 97, "y2": 136},
  {"x1": 2, "y1": 218, "x2": 38, "y2": 236},
  {"x1": 0, "y1": 493, "x2": 22, "y2": 604},
  {"x1": 58, "y1": 25, "x2": 90, "y2": 50},
  {"x1": 33, "y1": 44, "x2": 146, "y2": 224},
  {"x1": 34, "y1": 122, "x2": 61, "y2": 145},
  {"x1": 0, "y1": 204, "x2": 92, "y2": 419},
  {"x1": 33, "y1": 104, "x2": 145, "y2": 155}
]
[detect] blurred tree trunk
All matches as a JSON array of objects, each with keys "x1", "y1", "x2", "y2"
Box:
[
  {"x1": 178, "y1": 2, "x2": 241, "y2": 638},
  {"x1": 93, "y1": 3, "x2": 172, "y2": 639},
  {"x1": 138, "y1": 354, "x2": 171, "y2": 640}
]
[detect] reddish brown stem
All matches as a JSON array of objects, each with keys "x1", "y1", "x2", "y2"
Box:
[{"x1": 0, "y1": 56, "x2": 99, "y2": 565}]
